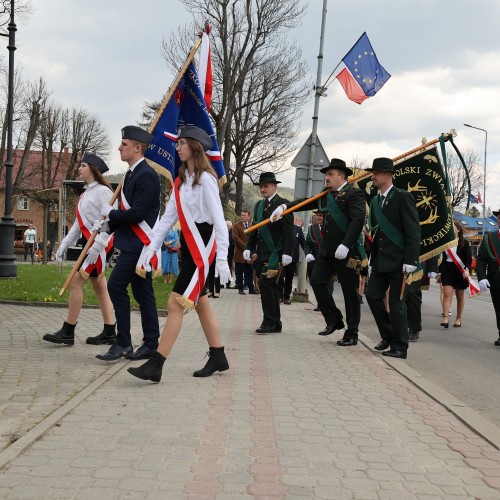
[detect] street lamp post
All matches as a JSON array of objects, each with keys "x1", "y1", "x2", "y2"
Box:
[
  {"x1": 464, "y1": 123, "x2": 487, "y2": 236},
  {"x1": 0, "y1": 0, "x2": 17, "y2": 278}
]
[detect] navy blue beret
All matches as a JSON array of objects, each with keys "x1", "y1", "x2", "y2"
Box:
[
  {"x1": 121, "y1": 125, "x2": 152, "y2": 145},
  {"x1": 178, "y1": 126, "x2": 213, "y2": 151},
  {"x1": 81, "y1": 153, "x2": 109, "y2": 174}
]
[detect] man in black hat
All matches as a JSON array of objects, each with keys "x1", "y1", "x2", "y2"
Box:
[
  {"x1": 271, "y1": 158, "x2": 366, "y2": 345},
  {"x1": 476, "y1": 209, "x2": 500, "y2": 346},
  {"x1": 93, "y1": 125, "x2": 161, "y2": 361},
  {"x1": 244, "y1": 172, "x2": 294, "y2": 333},
  {"x1": 364, "y1": 157, "x2": 420, "y2": 359}
]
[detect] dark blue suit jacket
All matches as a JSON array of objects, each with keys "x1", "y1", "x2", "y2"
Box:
[{"x1": 109, "y1": 159, "x2": 160, "y2": 254}]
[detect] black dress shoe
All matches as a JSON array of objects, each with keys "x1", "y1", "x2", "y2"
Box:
[
  {"x1": 238, "y1": 290, "x2": 246, "y2": 295},
  {"x1": 494, "y1": 338, "x2": 500, "y2": 346},
  {"x1": 128, "y1": 344, "x2": 156, "y2": 360},
  {"x1": 318, "y1": 319, "x2": 345, "y2": 336},
  {"x1": 337, "y1": 338, "x2": 358, "y2": 346},
  {"x1": 248, "y1": 290, "x2": 258, "y2": 295},
  {"x1": 96, "y1": 344, "x2": 133, "y2": 361},
  {"x1": 382, "y1": 350, "x2": 407, "y2": 359},
  {"x1": 409, "y1": 331, "x2": 420, "y2": 342},
  {"x1": 374, "y1": 340, "x2": 390, "y2": 351},
  {"x1": 255, "y1": 325, "x2": 281, "y2": 334}
]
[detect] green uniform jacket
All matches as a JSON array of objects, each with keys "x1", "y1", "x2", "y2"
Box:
[
  {"x1": 476, "y1": 232, "x2": 500, "y2": 290},
  {"x1": 369, "y1": 187, "x2": 420, "y2": 273},
  {"x1": 247, "y1": 194, "x2": 294, "y2": 262},
  {"x1": 305, "y1": 224, "x2": 323, "y2": 258},
  {"x1": 287, "y1": 184, "x2": 366, "y2": 259}
]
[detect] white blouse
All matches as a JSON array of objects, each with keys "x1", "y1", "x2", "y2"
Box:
[
  {"x1": 63, "y1": 182, "x2": 114, "y2": 248},
  {"x1": 151, "y1": 171, "x2": 228, "y2": 260}
]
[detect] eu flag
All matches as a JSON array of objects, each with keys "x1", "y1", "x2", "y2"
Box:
[
  {"x1": 342, "y1": 32, "x2": 391, "y2": 98},
  {"x1": 146, "y1": 62, "x2": 225, "y2": 182}
]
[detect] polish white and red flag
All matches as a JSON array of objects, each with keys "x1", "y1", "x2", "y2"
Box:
[{"x1": 197, "y1": 23, "x2": 213, "y2": 112}]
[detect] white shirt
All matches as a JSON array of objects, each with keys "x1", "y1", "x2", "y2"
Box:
[
  {"x1": 379, "y1": 185, "x2": 394, "y2": 198},
  {"x1": 151, "y1": 171, "x2": 229, "y2": 260},
  {"x1": 63, "y1": 182, "x2": 115, "y2": 248},
  {"x1": 24, "y1": 228, "x2": 36, "y2": 244}
]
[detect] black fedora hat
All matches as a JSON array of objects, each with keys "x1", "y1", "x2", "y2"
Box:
[
  {"x1": 121, "y1": 125, "x2": 152, "y2": 145},
  {"x1": 493, "y1": 209, "x2": 500, "y2": 217},
  {"x1": 365, "y1": 157, "x2": 394, "y2": 173},
  {"x1": 320, "y1": 158, "x2": 353, "y2": 176},
  {"x1": 81, "y1": 153, "x2": 109, "y2": 174},
  {"x1": 253, "y1": 172, "x2": 281, "y2": 185},
  {"x1": 178, "y1": 125, "x2": 213, "y2": 151}
]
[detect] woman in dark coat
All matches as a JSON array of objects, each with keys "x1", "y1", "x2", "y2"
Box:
[{"x1": 437, "y1": 222, "x2": 472, "y2": 328}]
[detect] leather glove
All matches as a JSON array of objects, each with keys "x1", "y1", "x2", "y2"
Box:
[
  {"x1": 215, "y1": 259, "x2": 231, "y2": 285},
  {"x1": 282, "y1": 254, "x2": 292, "y2": 266},
  {"x1": 334, "y1": 244, "x2": 349, "y2": 260},
  {"x1": 479, "y1": 279, "x2": 490, "y2": 292},
  {"x1": 55, "y1": 241, "x2": 69, "y2": 263},
  {"x1": 428, "y1": 272, "x2": 437, "y2": 279},
  {"x1": 402, "y1": 264, "x2": 417, "y2": 274},
  {"x1": 86, "y1": 246, "x2": 100, "y2": 265},
  {"x1": 137, "y1": 246, "x2": 157, "y2": 273},
  {"x1": 92, "y1": 219, "x2": 110, "y2": 233},
  {"x1": 100, "y1": 203, "x2": 113, "y2": 217},
  {"x1": 305, "y1": 253, "x2": 315, "y2": 263},
  {"x1": 243, "y1": 250, "x2": 251, "y2": 261},
  {"x1": 270, "y1": 204, "x2": 287, "y2": 222}
]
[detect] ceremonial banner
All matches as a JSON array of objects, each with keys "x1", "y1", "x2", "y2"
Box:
[
  {"x1": 336, "y1": 32, "x2": 391, "y2": 104},
  {"x1": 145, "y1": 61, "x2": 225, "y2": 183},
  {"x1": 357, "y1": 146, "x2": 456, "y2": 261}
]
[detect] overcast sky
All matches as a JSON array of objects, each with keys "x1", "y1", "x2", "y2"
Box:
[{"x1": 11, "y1": 0, "x2": 500, "y2": 213}]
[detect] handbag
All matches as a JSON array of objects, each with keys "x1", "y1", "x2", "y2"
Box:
[{"x1": 168, "y1": 246, "x2": 178, "y2": 253}]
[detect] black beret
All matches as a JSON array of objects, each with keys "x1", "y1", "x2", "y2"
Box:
[
  {"x1": 320, "y1": 158, "x2": 353, "y2": 176},
  {"x1": 81, "y1": 153, "x2": 109, "y2": 174},
  {"x1": 365, "y1": 157, "x2": 394, "y2": 173},
  {"x1": 493, "y1": 209, "x2": 500, "y2": 217},
  {"x1": 121, "y1": 125, "x2": 152, "y2": 145},
  {"x1": 178, "y1": 126, "x2": 213, "y2": 151}
]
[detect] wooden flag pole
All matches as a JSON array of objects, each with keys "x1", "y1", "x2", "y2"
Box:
[
  {"x1": 59, "y1": 32, "x2": 205, "y2": 296},
  {"x1": 245, "y1": 130, "x2": 457, "y2": 234}
]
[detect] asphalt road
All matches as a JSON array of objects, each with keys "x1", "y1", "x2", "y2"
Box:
[{"x1": 358, "y1": 281, "x2": 500, "y2": 428}]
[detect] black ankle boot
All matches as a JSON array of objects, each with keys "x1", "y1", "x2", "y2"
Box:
[
  {"x1": 127, "y1": 351, "x2": 166, "y2": 383},
  {"x1": 193, "y1": 346, "x2": 229, "y2": 378},
  {"x1": 42, "y1": 322, "x2": 76, "y2": 345},
  {"x1": 86, "y1": 323, "x2": 117, "y2": 345}
]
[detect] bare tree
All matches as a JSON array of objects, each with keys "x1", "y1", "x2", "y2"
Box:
[
  {"x1": 446, "y1": 148, "x2": 483, "y2": 210},
  {"x1": 159, "y1": 0, "x2": 308, "y2": 207},
  {"x1": 0, "y1": 0, "x2": 33, "y2": 31}
]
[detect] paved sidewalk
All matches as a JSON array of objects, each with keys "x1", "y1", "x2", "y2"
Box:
[{"x1": 0, "y1": 288, "x2": 500, "y2": 499}]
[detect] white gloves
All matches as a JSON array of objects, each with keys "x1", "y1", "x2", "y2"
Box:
[
  {"x1": 428, "y1": 272, "x2": 437, "y2": 279},
  {"x1": 282, "y1": 254, "x2": 292, "y2": 266},
  {"x1": 215, "y1": 259, "x2": 231, "y2": 285},
  {"x1": 403, "y1": 264, "x2": 417, "y2": 274},
  {"x1": 137, "y1": 247, "x2": 157, "y2": 272},
  {"x1": 100, "y1": 203, "x2": 114, "y2": 217},
  {"x1": 55, "y1": 241, "x2": 69, "y2": 263},
  {"x1": 368, "y1": 266, "x2": 372, "y2": 277},
  {"x1": 479, "y1": 279, "x2": 490, "y2": 292},
  {"x1": 92, "y1": 219, "x2": 110, "y2": 233},
  {"x1": 270, "y1": 204, "x2": 287, "y2": 222},
  {"x1": 335, "y1": 244, "x2": 349, "y2": 260},
  {"x1": 86, "y1": 246, "x2": 100, "y2": 265},
  {"x1": 243, "y1": 250, "x2": 251, "y2": 261},
  {"x1": 305, "y1": 254, "x2": 315, "y2": 263}
]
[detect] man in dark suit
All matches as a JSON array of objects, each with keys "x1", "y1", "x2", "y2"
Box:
[
  {"x1": 271, "y1": 158, "x2": 366, "y2": 345},
  {"x1": 278, "y1": 222, "x2": 305, "y2": 304},
  {"x1": 365, "y1": 157, "x2": 421, "y2": 359},
  {"x1": 95, "y1": 125, "x2": 161, "y2": 361},
  {"x1": 476, "y1": 209, "x2": 500, "y2": 346},
  {"x1": 244, "y1": 172, "x2": 294, "y2": 334}
]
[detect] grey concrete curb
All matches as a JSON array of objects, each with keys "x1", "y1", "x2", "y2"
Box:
[
  {"x1": 0, "y1": 359, "x2": 130, "y2": 472},
  {"x1": 358, "y1": 332, "x2": 500, "y2": 451}
]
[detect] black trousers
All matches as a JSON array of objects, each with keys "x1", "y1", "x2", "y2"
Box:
[
  {"x1": 278, "y1": 263, "x2": 296, "y2": 300},
  {"x1": 310, "y1": 254, "x2": 360, "y2": 339},
  {"x1": 405, "y1": 280, "x2": 422, "y2": 333},
  {"x1": 235, "y1": 262, "x2": 254, "y2": 291},
  {"x1": 24, "y1": 243, "x2": 34, "y2": 262},
  {"x1": 491, "y1": 288, "x2": 500, "y2": 335},
  {"x1": 107, "y1": 251, "x2": 160, "y2": 349},
  {"x1": 366, "y1": 268, "x2": 409, "y2": 352},
  {"x1": 258, "y1": 264, "x2": 281, "y2": 329}
]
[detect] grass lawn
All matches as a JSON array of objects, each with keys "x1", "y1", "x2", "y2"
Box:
[{"x1": 0, "y1": 263, "x2": 173, "y2": 309}]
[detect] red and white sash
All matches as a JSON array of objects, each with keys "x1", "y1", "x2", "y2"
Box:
[
  {"x1": 446, "y1": 248, "x2": 480, "y2": 297},
  {"x1": 121, "y1": 191, "x2": 160, "y2": 276},
  {"x1": 174, "y1": 177, "x2": 216, "y2": 309},
  {"x1": 76, "y1": 194, "x2": 114, "y2": 279}
]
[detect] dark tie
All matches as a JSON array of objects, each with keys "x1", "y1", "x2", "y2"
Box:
[
  {"x1": 379, "y1": 194, "x2": 385, "y2": 208},
  {"x1": 244, "y1": 222, "x2": 248, "y2": 230},
  {"x1": 124, "y1": 169, "x2": 132, "y2": 184}
]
